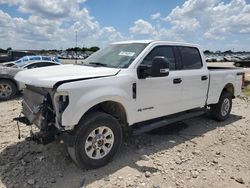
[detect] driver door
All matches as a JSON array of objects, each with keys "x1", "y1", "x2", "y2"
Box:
[{"x1": 135, "y1": 45, "x2": 183, "y2": 123}]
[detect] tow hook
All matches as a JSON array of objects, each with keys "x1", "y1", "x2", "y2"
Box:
[{"x1": 13, "y1": 116, "x2": 32, "y2": 125}]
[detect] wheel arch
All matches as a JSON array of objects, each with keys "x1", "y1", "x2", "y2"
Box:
[
  {"x1": 85, "y1": 100, "x2": 127, "y2": 124},
  {"x1": 71, "y1": 100, "x2": 129, "y2": 133},
  {"x1": 0, "y1": 77, "x2": 18, "y2": 88},
  {"x1": 222, "y1": 83, "x2": 235, "y2": 98}
]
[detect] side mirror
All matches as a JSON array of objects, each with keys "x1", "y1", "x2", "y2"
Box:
[
  {"x1": 137, "y1": 64, "x2": 151, "y2": 79},
  {"x1": 151, "y1": 56, "x2": 169, "y2": 77}
]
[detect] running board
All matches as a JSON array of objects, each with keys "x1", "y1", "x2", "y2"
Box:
[{"x1": 132, "y1": 109, "x2": 205, "y2": 135}]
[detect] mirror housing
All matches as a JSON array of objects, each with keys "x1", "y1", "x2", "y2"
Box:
[
  {"x1": 137, "y1": 64, "x2": 151, "y2": 79},
  {"x1": 137, "y1": 56, "x2": 169, "y2": 79},
  {"x1": 151, "y1": 56, "x2": 169, "y2": 77}
]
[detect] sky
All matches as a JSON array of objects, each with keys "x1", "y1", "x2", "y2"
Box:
[{"x1": 0, "y1": 0, "x2": 250, "y2": 51}]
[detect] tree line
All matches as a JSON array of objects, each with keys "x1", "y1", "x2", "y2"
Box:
[{"x1": 0, "y1": 46, "x2": 100, "y2": 53}]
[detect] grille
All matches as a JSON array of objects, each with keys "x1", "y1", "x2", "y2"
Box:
[{"x1": 22, "y1": 88, "x2": 46, "y2": 126}]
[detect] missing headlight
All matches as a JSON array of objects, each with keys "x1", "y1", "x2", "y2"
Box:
[{"x1": 58, "y1": 95, "x2": 69, "y2": 113}]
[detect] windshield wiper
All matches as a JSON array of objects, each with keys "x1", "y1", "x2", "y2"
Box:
[{"x1": 88, "y1": 62, "x2": 107, "y2": 67}]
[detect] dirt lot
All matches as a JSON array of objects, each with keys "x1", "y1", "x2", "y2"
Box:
[
  {"x1": 0, "y1": 95, "x2": 250, "y2": 188},
  {"x1": 0, "y1": 60, "x2": 250, "y2": 188}
]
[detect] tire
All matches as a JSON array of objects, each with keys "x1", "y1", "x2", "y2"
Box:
[
  {"x1": 210, "y1": 91, "x2": 232, "y2": 121},
  {"x1": 68, "y1": 112, "x2": 123, "y2": 169},
  {"x1": 234, "y1": 62, "x2": 241, "y2": 67},
  {"x1": 0, "y1": 79, "x2": 17, "y2": 101}
]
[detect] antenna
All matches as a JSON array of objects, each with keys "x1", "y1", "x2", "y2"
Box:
[{"x1": 75, "y1": 31, "x2": 77, "y2": 64}]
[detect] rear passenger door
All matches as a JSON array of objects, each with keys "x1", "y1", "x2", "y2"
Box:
[{"x1": 176, "y1": 46, "x2": 209, "y2": 110}]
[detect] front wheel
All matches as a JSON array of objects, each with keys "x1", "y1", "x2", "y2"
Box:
[
  {"x1": 68, "y1": 112, "x2": 123, "y2": 169},
  {"x1": 210, "y1": 91, "x2": 232, "y2": 121}
]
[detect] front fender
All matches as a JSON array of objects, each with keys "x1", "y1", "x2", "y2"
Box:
[{"x1": 61, "y1": 86, "x2": 132, "y2": 129}]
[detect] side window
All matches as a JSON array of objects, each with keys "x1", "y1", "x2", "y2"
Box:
[
  {"x1": 29, "y1": 56, "x2": 41, "y2": 61},
  {"x1": 178, "y1": 47, "x2": 202, "y2": 69},
  {"x1": 24, "y1": 62, "x2": 50, "y2": 69},
  {"x1": 37, "y1": 62, "x2": 58, "y2": 67},
  {"x1": 42, "y1": 56, "x2": 52, "y2": 61},
  {"x1": 24, "y1": 64, "x2": 37, "y2": 69},
  {"x1": 141, "y1": 46, "x2": 176, "y2": 70},
  {"x1": 22, "y1": 56, "x2": 29, "y2": 62}
]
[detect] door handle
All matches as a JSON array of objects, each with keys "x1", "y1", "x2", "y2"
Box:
[
  {"x1": 173, "y1": 78, "x2": 182, "y2": 84},
  {"x1": 201, "y1": 76, "x2": 208, "y2": 81}
]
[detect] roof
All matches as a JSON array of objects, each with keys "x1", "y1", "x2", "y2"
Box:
[
  {"x1": 112, "y1": 40, "x2": 153, "y2": 44},
  {"x1": 111, "y1": 40, "x2": 201, "y2": 48}
]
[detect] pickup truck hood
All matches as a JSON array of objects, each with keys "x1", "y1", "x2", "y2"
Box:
[{"x1": 15, "y1": 64, "x2": 120, "y2": 88}]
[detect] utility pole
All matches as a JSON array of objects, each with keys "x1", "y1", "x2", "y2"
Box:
[{"x1": 75, "y1": 31, "x2": 77, "y2": 64}]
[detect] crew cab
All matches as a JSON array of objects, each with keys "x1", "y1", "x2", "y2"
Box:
[{"x1": 14, "y1": 40, "x2": 244, "y2": 169}]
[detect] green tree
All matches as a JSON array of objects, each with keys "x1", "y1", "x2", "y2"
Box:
[{"x1": 89, "y1": 46, "x2": 100, "y2": 52}]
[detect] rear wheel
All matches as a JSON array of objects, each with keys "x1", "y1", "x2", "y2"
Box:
[
  {"x1": 0, "y1": 80, "x2": 17, "y2": 101},
  {"x1": 67, "y1": 112, "x2": 123, "y2": 169},
  {"x1": 234, "y1": 62, "x2": 241, "y2": 67},
  {"x1": 210, "y1": 91, "x2": 232, "y2": 121}
]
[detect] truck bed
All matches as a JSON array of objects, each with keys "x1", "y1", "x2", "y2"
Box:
[{"x1": 206, "y1": 66, "x2": 243, "y2": 105}]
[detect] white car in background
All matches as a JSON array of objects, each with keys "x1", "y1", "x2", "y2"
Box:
[{"x1": 0, "y1": 60, "x2": 61, "y2": 100}]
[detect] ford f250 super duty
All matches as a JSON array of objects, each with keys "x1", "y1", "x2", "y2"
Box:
[{"x1": 14, "y1": 40, "x2": 244, "y2": 169}]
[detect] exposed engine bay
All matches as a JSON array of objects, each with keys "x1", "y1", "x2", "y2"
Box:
[{"x1": 15, "y1": 85, "x2": 69, "y2": 144}]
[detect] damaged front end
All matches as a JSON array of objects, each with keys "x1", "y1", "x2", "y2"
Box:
[{"x1": 15, "y1": 85, "x2": 69, "y2": 144}]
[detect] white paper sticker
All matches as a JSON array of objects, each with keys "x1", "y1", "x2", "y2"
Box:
[{"x1": 118, "y1": 51, "x2": 135, "y2": 57}]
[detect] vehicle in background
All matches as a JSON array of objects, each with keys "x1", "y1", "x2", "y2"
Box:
[
  {"x1": 0, "y1": 50, "x2": 35, "y2": 63},
  {"x1": 2, "y1": 56, "x2": 61, "y2": 67},
  {"x1": 0, "y1": 60, "x2": 60, "y2": 100},
  {"x1": 234, "y1": 60, "x2": 250, "y2": 68}
]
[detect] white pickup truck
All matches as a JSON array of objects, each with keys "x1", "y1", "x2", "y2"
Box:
[{"x1": 15, "y1": 40, "x2": 244, "y2": 169}]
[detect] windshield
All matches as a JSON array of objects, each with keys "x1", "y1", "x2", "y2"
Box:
[{"x1": 83, "y1": 43, "x2": 148, "y2": 68}]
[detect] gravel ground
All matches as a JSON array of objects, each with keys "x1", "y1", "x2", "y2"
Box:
[{"x1": 0, "y1": 96, "x2": 250, "y2": 188}]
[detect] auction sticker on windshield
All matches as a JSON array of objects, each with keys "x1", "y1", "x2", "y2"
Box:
[{"x1": 118, "y1": 51, "x2": 135, "y2": 57}]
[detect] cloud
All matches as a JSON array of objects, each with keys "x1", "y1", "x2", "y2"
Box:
[
  {"x1": 129, "y1": 19, "x2": 156, "y2": 35},
  {"x1": 165, "y1": 0, "x2": 250, "y2": 40},
  {"x1": 151, "y1": 12, "x2": 161, "y2": 20},
  {"x1": 129, "y1": 0, "x2": 250, "y2": 50},
  {"x1": 1, "y1": 0, "x2": 250, "y2": 50},
  {"x1": 0, "y1": 0, "x2": 124, "y2": 49}
]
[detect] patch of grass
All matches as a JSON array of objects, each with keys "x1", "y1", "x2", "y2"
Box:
[{"x1": 242, "y1": 87, "x2": 250, "y2": 96}]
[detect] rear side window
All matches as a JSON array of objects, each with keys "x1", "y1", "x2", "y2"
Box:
[
  {"x1": 178, "y1": 47, "x2": 202, "y2": 69},
  {"x1": 142, "y1": 46, "x2": 176, "y2": 70}
]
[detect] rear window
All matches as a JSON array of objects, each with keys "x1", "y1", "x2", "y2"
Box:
[{"x1": 178, "y1": 47, "x2": 202, "y2": 70}]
